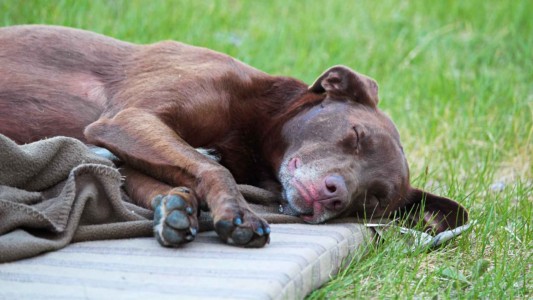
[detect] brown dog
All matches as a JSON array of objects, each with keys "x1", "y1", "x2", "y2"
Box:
[{"x1": 0, "y1": 25, "x2": 467, "y2": 248}]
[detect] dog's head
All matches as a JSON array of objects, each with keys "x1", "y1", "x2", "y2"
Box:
[{"x1": 276, "y1": 66, "x2": 468, "y2": 233}]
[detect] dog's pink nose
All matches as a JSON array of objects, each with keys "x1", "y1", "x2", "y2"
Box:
[
  {"x1": 320, "y1": 175, "x2": 348, "y2": 211},
  {"x1": 288, "y1": 157, "x2": 302, "y2": 174}
]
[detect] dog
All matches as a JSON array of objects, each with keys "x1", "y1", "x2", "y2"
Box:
[{"x1": 0, "y1": 25, "x2": 468, "y2": 248}]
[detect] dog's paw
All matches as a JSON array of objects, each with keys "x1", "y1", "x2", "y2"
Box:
[
  {"x1": 152, "y1": 187, "x2": 199, "y2": 247},
  {"x1": 214, "y1": 206, "x2": 270, "y2": 248}
]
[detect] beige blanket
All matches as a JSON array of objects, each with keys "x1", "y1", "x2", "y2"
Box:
[{"x1": 0, "y1": 134, "x2": 300, "y2": 263}]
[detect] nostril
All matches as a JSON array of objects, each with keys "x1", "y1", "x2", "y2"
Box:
[
  {"x1": 326, "y1": 182, "x2": 337, "y2": 193},
  {"x1": 324, "y1": 199, "x2": 344, "y2": 211},
  {"x1": 321, "y1": 175, "x2": 348, "y2": 211},
  {"x1": 324, "y1": 175, "x2": 345, "y2": 195}
]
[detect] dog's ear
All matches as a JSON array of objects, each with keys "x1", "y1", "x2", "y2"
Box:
[
  {"x1": 399, "y1": 188, "x2": 469, "y2": 234},
  {"x1": 309, "y1": 65, "x2": 379, "y2": 107}
]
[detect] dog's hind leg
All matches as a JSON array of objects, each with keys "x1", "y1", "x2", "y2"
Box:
[{"x1": 121, "y1": 166, "x2": 199, "y2": 246}]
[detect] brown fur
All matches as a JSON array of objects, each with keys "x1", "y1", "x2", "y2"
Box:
[{"x1": 0, "y1": 25, "x2": 468, "y2": 247}]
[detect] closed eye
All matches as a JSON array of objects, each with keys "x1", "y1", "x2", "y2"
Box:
[
  {"x1": 352, "y1": 125, "x2": 366, "y2": 153},
  {"x1": 353, "y1": 126, "x2": 360, "y2": 145}
]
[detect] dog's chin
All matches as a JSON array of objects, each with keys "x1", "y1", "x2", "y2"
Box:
[
  {"x1": 296, "y1": 203, "x2": 338, "y2": 224},
  {"x1": 300, "y1": 211, "x2": 330, "y2": 224}
]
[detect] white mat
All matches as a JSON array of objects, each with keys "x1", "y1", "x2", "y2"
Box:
[{"x1": 0, "y1": 223, "x2": 371, "y2": 300}]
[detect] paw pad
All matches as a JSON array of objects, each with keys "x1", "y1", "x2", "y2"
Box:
[
  {"x1": 214, "y1": 212, "x2": 270, "y2": 248},
  {"x1": 152, "y1": 192, "x2": 198, "y2": 247}
]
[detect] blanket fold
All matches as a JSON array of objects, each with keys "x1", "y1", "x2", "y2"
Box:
[{"x1": 0, "y1": 134, "x2": 301, "y2": 263}]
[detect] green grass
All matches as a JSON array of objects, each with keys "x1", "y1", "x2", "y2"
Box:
[{"x1": 2, "y1": 0, "x2": 531, "y2": 298}]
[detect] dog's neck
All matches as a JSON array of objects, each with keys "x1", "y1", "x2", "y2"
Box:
[{"x1": 239, "y1": 76, "x2": 325, "y2": 178}]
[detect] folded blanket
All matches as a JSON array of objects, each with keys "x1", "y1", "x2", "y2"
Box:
[{"x1": 0, "y1": 134, "x2": 302, "y2": 263}]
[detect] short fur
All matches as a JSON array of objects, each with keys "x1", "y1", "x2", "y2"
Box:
[{"x1": 0, "y1": 25, "x2": 468, "y2": 247}]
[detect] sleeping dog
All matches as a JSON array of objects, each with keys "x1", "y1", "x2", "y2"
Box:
[{"x1": 0, "y1": 25, "x2": 468, "y2": 247}]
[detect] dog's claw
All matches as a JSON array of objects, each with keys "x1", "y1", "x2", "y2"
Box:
[
  {"x1": 186, "y1": 206, "x2": 194, "y2": 215},
  {"x1": 152, "y1": 188, "x2": 198, "y2": 247}
]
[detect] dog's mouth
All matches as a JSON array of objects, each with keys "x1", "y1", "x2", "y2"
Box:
[
  {"x1": 299, "y1": 202, "x2": 327, "y2": 223},
  {"x1": 283, "y1": 179, "x2": 333, "y2": 223},
  {"x1": 291, "y1": 179, "x2": 317, "y2": 208}
]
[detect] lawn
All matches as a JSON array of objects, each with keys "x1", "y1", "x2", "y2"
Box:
[{"x1": 2, "y1": 0, "x2": 531, "y2": 298}]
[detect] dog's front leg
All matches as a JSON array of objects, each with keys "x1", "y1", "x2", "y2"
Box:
[
  {"x1": 120, "y1": 166, "x2": 201, "y2": 246},
  {"x1": 85, "y1": 108, "x2": 270, "y2": 247}
]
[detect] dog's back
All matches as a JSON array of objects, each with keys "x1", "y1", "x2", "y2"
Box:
[
  {"x1": 0, "y1": 25, "x2": 132, "y2": 142},
  {"x1": 0, "y1": 25, "x2": 271, "y2": 145}
]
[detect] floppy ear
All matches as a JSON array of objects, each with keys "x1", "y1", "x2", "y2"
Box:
[
  {"x1": 309, "y1": 65, "x2": 379, "y2": 107},
  {"x1": 399, "y1": 188, "x2": 469, "y2": 234}
]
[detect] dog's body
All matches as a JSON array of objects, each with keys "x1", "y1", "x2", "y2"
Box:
[{"x1": 0, "y1": 25, "x2": 467, "y2": 247}]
